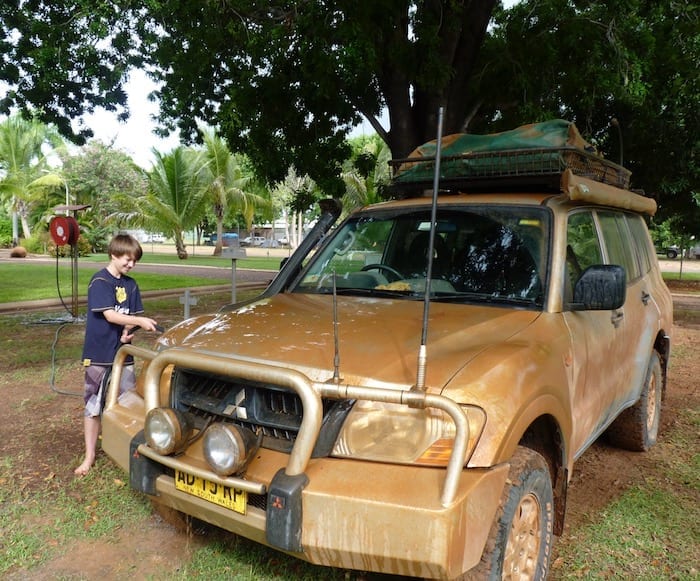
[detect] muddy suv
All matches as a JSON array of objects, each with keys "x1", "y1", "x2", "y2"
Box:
[{"x1": 102, "y1": 121, "x2": 672, "y2": 580}]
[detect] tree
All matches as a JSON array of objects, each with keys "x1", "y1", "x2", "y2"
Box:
[
  {"x1": 341, "y1": 135, "x2": 392, "y2": 214},
  {"x1": 199, "y1": 127, "x2": 267, "y2": 256},
  {"x1": 271, "y1": 168, "x2": 320, "y2": 249},
  {"x1": 3, "y1": 1, "x2": 498, "y2": 195},
  {"x1": 61, "y1": 140, "x2": 148, "y2": 251},
  {"x1": 0, "y1": 1, "x2": 140, "y2": 143},
  {"x1": 110, "y1": 147, "x2": 208, "y2": 259},
  {"x1": 4, "y1": 0, "x2": 696, "y2": 230},
  {"x1": 0, "y1": 114, "x2": 64, "y2": 243},
  {"x1": 474, "y1": 0, "x2": 699, "y2": 228},
  {"x1": 140, "y1": 1, "x2": 497, "y2": 193}
]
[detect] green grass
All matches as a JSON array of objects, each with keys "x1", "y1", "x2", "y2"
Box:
[
  {"x1": 80, "y1": 251, "x2": 285, "y2": 271},
  {"x1": 0, "y1": 263, "x2": 232, "y2": 303},
  {"x1": 551, "y1": 407, "x2": 700, "y2": 580},
  {"x1": 662, "y1": 271, "x2": 700, "y2": 282},
  {"x1": 0, "y1": 460, "x2": 152, "y2": 575}
]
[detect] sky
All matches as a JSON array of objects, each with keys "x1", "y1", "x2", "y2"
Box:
[
  {"x1": 82, "y1": 69, "x2": 381, "y2": 169},
  {"x1": 79, "y1": 69, "x2": 180, "y2": 168}
]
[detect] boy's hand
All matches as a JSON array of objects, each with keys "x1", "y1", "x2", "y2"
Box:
[
  {"x1": 122, "y1": 317, "x2": 163, "y2": 342},
  {"x1": 134, "y1": 317, "x2": 161, "y2": 333}
]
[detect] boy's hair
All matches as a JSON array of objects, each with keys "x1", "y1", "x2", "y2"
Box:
[{"x1": 108, "y1": 234, "x2": 143, "y2": 261}]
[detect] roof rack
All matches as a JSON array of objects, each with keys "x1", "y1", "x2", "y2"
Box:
[{"x1": 389, "y1": 146, "x2": 632, "y2": 192}]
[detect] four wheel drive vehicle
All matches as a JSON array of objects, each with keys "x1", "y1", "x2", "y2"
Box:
[
  {"x1": 662, "y1": 245, "x2": 680, "y2": 259},
  {"x1": 102, "y1": 120, "x2": 672, "y2": 580},
  {"x1": 241, "y1": 235, "x2": 266, "y2": 246}
]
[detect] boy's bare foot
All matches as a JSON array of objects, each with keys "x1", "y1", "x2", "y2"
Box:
[{"x1": 74, "y1": 459, "x2": 94, "y2": 476}]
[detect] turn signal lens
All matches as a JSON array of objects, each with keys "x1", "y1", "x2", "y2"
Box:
[{"x1": 144, "y1": 407, "x2": 192, "y2": 455}]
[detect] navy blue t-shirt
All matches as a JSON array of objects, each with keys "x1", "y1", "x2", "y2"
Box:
[{"x1": 82, "y1": 267, "x2": 144, "y2": 366}]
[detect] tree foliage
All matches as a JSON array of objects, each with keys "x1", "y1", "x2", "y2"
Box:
[
  {"x1": 199, "y1": 126, "x2": 268, "y2": 255},
  {"x1": 110, "y1": 147, "x2": 209, "y2": 258},
  {"x1": 2, "y1": 0, "x2": 696, "y2": 230},
  {"x1": 0, "y1": 114, "x2": 64, "y2": 240},
  {"x1": 0, "y1": 0, "x2": 141, "y2": 142},
  {"x1": 2, "y1": 0, "x2": 497, "y2": 195},
  {"x1": 60, "y1": 140, "x2": 148, "y2": 250},
  {"x1": 476, "y1": 0, "x2": 699, "y2": 228}
]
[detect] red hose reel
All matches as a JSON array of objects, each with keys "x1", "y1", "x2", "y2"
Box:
[{"x1": 49, "y1": 216, "x2": 80, "y2": 246}]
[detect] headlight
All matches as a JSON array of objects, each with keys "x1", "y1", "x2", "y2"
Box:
[
  {"x1": 331, "y1": 401, "x2": 485, "y2": 466},
  {"x1": 144, "y1": 407, "x2": 192, "y2": 455},
  {"x1": 203, "y1": 423, "x2": 259, "y2": 476}
]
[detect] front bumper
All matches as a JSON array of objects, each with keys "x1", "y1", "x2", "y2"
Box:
[{"x1": 102, "y1": 345, "x2": 508, "y2": 579}]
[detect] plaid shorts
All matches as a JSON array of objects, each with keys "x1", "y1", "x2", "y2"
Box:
[{"x1": 83, "y1": 365, "x2": 136, "y2": 417}]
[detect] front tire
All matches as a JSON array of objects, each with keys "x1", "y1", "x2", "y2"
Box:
[
  {"x1": 606, "y1": 351, "x2": 662, "y2": 451},
  {"x1": 464, "y1": 447, "x2": 554, "y2": 580}
]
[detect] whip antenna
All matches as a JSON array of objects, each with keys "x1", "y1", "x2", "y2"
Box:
[
  {"x1": 332, "y1": 271, "x2": 341, "y2": 382},
  {"x1": 415, "y1": 106, "x2": 445, "y2": 391}
]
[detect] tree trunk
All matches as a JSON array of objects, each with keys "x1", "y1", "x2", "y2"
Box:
[
  {"x1": 212, "y1": 203, "x2": 224, "y2": 256},
  {"x1": 175, "y1": 232, "x2": 188, "y2": 259},
  {"x1": 385, "y1": 0, "x2": 498, "y2": 158}
]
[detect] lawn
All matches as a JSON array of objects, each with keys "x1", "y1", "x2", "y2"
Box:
[{"x1": 0, "y1": 263, "x2": 233, "y2": 303}]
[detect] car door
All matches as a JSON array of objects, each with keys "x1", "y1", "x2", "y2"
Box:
[
  {"x1": 562, "y1": 210, "x2": 628, "y2": 456},
  {"x1": 597, "y1": 212, "x2": 659, "y2": 405}
]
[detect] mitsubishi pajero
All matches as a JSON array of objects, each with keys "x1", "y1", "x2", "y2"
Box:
[{"x1": 102, "y1": 120, "x2": 672, "y2": 579}]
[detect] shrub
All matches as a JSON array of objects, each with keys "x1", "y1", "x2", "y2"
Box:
[{"x1": 0, "y1": 217, "x2": 12, "y2": 248}]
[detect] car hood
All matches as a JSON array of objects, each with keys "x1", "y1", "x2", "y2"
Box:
[{"x1": 159, "y1": 293, "x2": 541, "y2": 391}]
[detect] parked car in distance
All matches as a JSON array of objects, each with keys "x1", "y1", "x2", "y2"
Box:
[
  {"x1": 148, "y1": 233, "x2": 166, "y2": 244},
  {"x1": 241, "y1": 235, "x2": 266, "y2": 246},
  {"x1": 656, "y1": 243, "x2": 700, "y2": 259},
  {"x1": 206, "y1": 232, "x2": 239, "y2": 246},
  {"x1": 101, "y1": 120, "x2": 672, "y2": 580},
  {"x1": 661, "y1": 245, "x2": 680, "y2": 259}
]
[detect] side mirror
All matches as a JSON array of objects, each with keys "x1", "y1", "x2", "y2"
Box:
[{"x1": 572, "y1": 265, "x2": 626, "y2": 311}]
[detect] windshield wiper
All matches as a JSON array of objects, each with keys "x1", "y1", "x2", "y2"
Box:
[
  {"x1": 431, "y1": 292, "x2": 540, "y2": 306},
  {"x1": 315, "y1": 287, "x2": 421, "y2": 299}
]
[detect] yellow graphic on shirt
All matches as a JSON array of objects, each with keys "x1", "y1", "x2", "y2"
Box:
[{"x1": 115, "y1": 286, "x2": 127, "y2": 303}]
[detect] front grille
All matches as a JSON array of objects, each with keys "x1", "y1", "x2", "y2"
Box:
[{"x1": 171, "y1": 368, "x2": 351, "y2": 456}]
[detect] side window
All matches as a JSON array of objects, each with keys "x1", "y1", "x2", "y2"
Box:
[
  {"x1": 598, "y1": 211, "x2": 641, "y2": 281},
  {"x1": 565, "y1": 211, "x2": 602, "y2": 300},
  {"x1": 626, "y1": 214, "x2": 653, "y2": 275}
]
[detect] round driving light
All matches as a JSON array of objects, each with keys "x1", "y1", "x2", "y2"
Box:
[
  {"x1": 203, "y1": 423, "x2": 258, "y2": 476},
  {"x1": 144, "y1": 407, "x2": 192, "y2": 455}
]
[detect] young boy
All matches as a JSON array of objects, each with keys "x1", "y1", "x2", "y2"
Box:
[{"x1": 74, "y1": 233, "x2": 159, "y2": 476}]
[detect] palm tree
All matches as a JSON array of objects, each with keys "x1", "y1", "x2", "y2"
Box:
[
  {"x1": 110, "y1": 147, "x2": 209, "y2": 259},
  {"x1": 199, "y1": 127, "x2": 266, "y2": 256},
  {"x1": 0, "y1": 115, "x2": 64, "y2": 244},
  {"x1": 341, "y1": 135, "x2": 392, "y2": 214}
]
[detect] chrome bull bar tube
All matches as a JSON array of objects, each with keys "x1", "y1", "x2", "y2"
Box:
[
  {"x1": 140, "y1": 347, "x2": 323, "y2": 478},
  {"x1": 105, "y1": 344, "x2": 156, "y2": 410},
  {"x1": 108, "y1": 345, "x2": 470, "y2": 507}
]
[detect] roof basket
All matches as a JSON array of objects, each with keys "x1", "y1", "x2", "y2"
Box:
[
  {"x1": 389, "y1": 146, "x2": 631, "y2": 191},
  {"x1": 388, "y1": 120, "x2": 632, "y2": 193}
]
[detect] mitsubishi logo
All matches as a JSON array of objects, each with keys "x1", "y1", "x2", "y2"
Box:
[{"x1": 222, "y1": 389, "x2": 248, "y2": 420}]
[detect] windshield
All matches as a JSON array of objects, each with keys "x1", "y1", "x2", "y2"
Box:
[{"x1": 293, "y1": 205, "x2": 549, "y2": 307}]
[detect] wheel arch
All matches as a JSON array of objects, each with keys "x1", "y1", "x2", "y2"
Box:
[
  {"x1": 654, "y1": 332, "x2": 671, "y2": 395},
  {"x1": 519, "y1": 415, "x2": 568, "y2": 536}
]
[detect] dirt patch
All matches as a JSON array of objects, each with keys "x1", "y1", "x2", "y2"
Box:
[{"x1": 1, "y1": 291, "x2": 698, "y2": 579}]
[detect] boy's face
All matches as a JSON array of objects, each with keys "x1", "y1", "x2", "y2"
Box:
[{"x1": 110, "y1": 253, "x2": 137, "y2": 277}]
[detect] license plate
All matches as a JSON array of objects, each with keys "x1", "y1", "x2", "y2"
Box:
[{"x1": 175, "y1": 470, "x2": 247, "y2": 514}]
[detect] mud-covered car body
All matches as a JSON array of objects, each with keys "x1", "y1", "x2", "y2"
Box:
[{"x1": 102, "y1": 121, "x2": 672, "y2": 579}]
